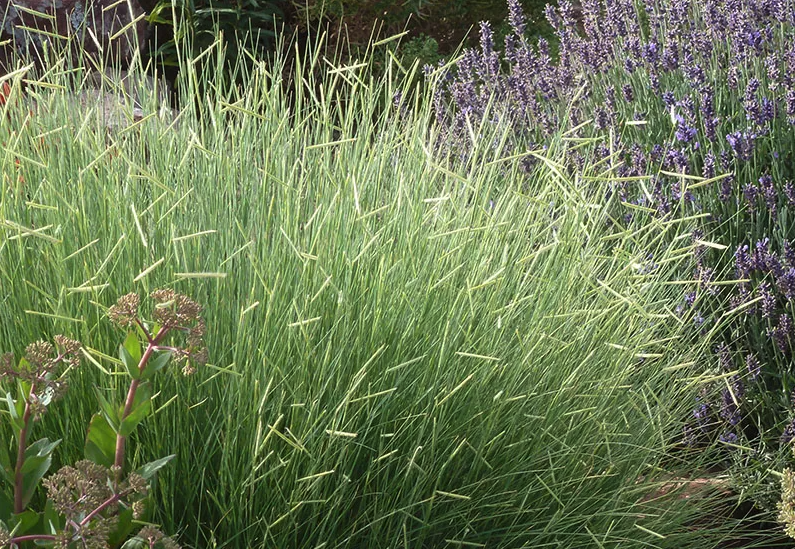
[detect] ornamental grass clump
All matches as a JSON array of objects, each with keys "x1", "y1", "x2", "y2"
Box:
[
  {"x1": 427, "y1": 0, "x2": 795, "y2": 520},
  {"x1": 0, "y1": 290, "x2": 205, "y2": 549},
  {"x1": 0, "y1": 25, "x2": 770, "y2": 547}
]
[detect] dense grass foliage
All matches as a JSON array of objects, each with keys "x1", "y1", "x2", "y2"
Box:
[{"x1": 0, "y1": 33, "x2": 761, "y2": 548}]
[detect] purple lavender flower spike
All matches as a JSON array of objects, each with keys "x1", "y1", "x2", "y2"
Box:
[
  {"x1": 785, "y1": 181, "x2": 795, "y2": 205},
  {"x1": 759, "y1": 281, "x2": 776, "y2": 318},
  {"x1": 716, "y1": 342, "x2": 732, "y2": 371},
  {"x1": 786, "y1": 87, "x2": 795, "y2": 124},
  {"x1": 720, "y1": 431, "x2": 739, "y2": 444},
  {"x1": 703, "y1": 151, "x2": 716, "y2": 178},
  {"x1": 759, "y1": 173, "x2": 778, "y2": 219},
  {"x1": 720, "y1": 386, "x2": 742, "y2": 426},
  {"x1": 727, "y1": 66, "x2": 740, "y2": 90},
  {"x1": 746, "y1": 353, "x2": 761, "y2": 381},
  {"x1": 752, "y1": 238, "x2": 770, "y2": 271},
  {"x1": 783, "y1": 420, "x2": 795, "y2": 445},
  {"x1": 506, "y1": 0, "x2": 526, "y2": 37},
  {"x1": 726, "y1": 130, "x2": 756, "y2": 161},
  {"x1": 675, "y1": 116, "x2": 698, "y2": 143},
  {"x1": 622, "y1": 83, "x2": 634, "y2": 102},
  {"x1": 735, "y1": 244, "x2": 752, "y2": 278},
  {"x1": 778, "y1": 268, "x2": 795, "y2": 301},
  {"x1": 768, "y1": 313, "x2": 794, "y2": 353}
]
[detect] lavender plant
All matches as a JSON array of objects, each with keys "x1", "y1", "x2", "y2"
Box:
[
  {"x1": 0, "y1": 290, "x2": 205, "y2": 548},
  {"x1": 426, "y1": 0, "x2": 795, "y2": 520}
]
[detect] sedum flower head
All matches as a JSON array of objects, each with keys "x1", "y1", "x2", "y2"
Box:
[
  {"x1": 108, "y1": 293, "x2": 141, "y2": 327},
  {"x1": 43, "y1": 461, "x2": 153, "y2": 548},
  {"x1": 149, "y1": 289, "x2": 207, "y2": 374},
  {"x1": 0, "y1": 352, "x2": 13, "y2": 377},
  {"x1": 25, "y1": 340, "x2": 55, "y2": 372},
  {"x1": 54, "y1": 335, "x2": 82, "y2": 367},
  {"x1": 44, "y1": 460, "x2": 115, "y2": 518},
  {"x1": 150, "y1": 289, "x2": 202, "y2": 328},
  {"x1": 1, "y1": 336, "x2": 80, "y2": 418},
  {"x1": 137, "y1": 526, "x2": 181, "y2": 549}
]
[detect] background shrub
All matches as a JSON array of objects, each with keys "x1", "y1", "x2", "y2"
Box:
[
  {"x1": 144, "y1": 0, "x2": 289, "y2": 103},
  {"x1": 293, "y1": 0, "x2": 555, "y2": 59}
]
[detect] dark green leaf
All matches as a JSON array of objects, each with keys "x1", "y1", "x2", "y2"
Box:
[
  {"x1": 119, "y1": 383, "x2": 152, "y2": 437},
  {"x1": 4, "y1": 392, "x2": 23, "y2": 433},
  {"x1": 43, "y1": 498, "x2": 64, "y2": 534},
  {"x1": 119, "y1": 332, "x2": 141, "y2": 379},
  {"x1": 20, "y1": 438, "x2": 60, "y2": 474},
  {"x1": 19, "y1": 439, "x2": 60, "y2": 507},
  {"x1": 16, "y1": 377, "x2": 31, "y2": 401},
  {"x1": 108, "y1": 507, "x2": 135, "y2": 547},
  {"x1": 21, "y1": 457, "x2": 51, "y2": 510},
  {"x1": 93, "y1": 387, "x2": 120, "y2": 433},
  {"x1": 0, "y1": 491, "x2": 12, "y2": 519},
  {"x1": 0, "y1": 438, "x2": 12, "y2": 484},
  {"x1": 8, "y1": 510, "x2": 39, "y2": 535},
  {"x1": 121, "y1": 537, "x2": 146, "y2": 549},
  {"x1": 85, "y1": 413, "x2": 116, "y2": 467},
  {"x1": 136, "y1": 454, "x2": 175, "y2": 480},
  {"x1": 124, "y1": 331, "x2": 143, "y2": 362},
  {"x1": 142, "y1": 351, "x2": 171, "y2": 380}
]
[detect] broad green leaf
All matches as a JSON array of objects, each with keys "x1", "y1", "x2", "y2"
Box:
[
  {"x1": 43, "y1": 498, "x2": 64, "y2": 534},
  {"x1": 0, "y1": 491, "x2": 12, "y2": 519},
  {"x1": 119, "y1": 345, "x2": 141, "y2": 381},
  {"x1": 85, "y1": 413, "x2": 116, "y2": 467},
  {"x1": 16, "y1": 376, "x2": 30, "y2": 395},
  {"x1": 121, "y1": 537, "x2": 146, "y2": 549},
  {"x1": 16, "y1": 357, "x2": 29, "y2": 373},
  {"x1": 21, "y1": 457, "x2": 51, "y2": 510},
  {"x1": 4, "y1": 392, "x2": 23, "y2": 433},
  {"x1": 119, "y1": 383, "x2": 153, "y2": 437},
  {"x1": 3, "y1": 392, "x2": 16, "y2": 419},
  {"x1": 20, "y1": 438, "x2": 59, "y2": 474},
  {"x1": 119, "y1": 346, "x2": 139, "y2": 380},
  {"x1": 93, "y1": 387, "x2": 120, "y2": 433},
  {"x1": 123, "y1": 332, "x2": 143, "y2": 363},
  {"x1": 141, "y1": 351, "x2": 171, "y2": 380},
  {"x1": 8, "y1": 510, "x2": 39, "y2": 535},
  {"x1": 19, "y1": 438, "x2": 60, "y2": 508},
  {"x1": 0, "y1": 437, "x2": 12, "y2": 483},
  {"x1": 136, "y1": 454, "x2": 175, "y2": 480},
  {"x1": 108, "y1": 507, "x2": 135, "y2": 547},
  {"x1": 132, "y1": 381, "x2": 153, "y2": 408}
]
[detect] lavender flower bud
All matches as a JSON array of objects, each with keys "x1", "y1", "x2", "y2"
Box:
[
  {"x1": 746, "y1": 353, "x2": 761, "y2": 380},
  {"x1": 507, "y1": 0, "x2": 526, "y2": 36},
  {"x1": 622, "y1": 83, "x2": 634, "y2": 102}
]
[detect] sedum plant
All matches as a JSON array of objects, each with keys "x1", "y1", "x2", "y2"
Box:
[{"x1": 0, "y1": 290, "x2": 206, "y2": 548}]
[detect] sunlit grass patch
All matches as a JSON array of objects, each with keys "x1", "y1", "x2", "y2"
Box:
[{"x1": 0, "y1": 30, "x2": 761, "y2": 549}]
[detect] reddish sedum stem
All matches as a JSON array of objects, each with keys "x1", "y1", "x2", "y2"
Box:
[
  {"x1": 79, "y1": 490, "x2": 127, "y2": 526},
  {"x1": 14, "y1": 382, "x2": 35, "y2": 514},
  {"x1": 114, "y1": 326, "x2": 169, "y2": 473},
  {"x1": 8, "y1": 534, "x2": 58, "y2": 544}
]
